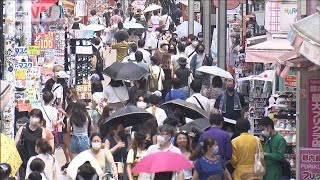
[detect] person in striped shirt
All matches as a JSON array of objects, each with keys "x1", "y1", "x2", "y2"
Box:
[{"x1": 112, "y1": 32, "x2": 129, "y2": 62}]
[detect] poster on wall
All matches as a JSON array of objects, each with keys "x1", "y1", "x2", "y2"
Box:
[
  {"x1": 54, "y1": 31, "x2": 66, "y2": 65},
  {"x1": 309, "y1": 79, "x2": 320, "y2": 148},
  {"x1": 34, "y1": 32, "x2": 56, "y2": 49},
  {"x1": 280, "y1": 3, "x2": 298, "y2": 31},
  {"x1": 300, "y1": 148, "x2": 320, "y2": 180}
]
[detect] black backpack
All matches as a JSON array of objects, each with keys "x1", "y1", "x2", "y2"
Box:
[{"x1": 93, "y1": 46, "x2": 104, "y2": 72}]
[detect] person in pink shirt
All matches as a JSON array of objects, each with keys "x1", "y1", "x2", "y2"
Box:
[{"x1": 110, "y1": 9, "x2": 123, "y2": 26}]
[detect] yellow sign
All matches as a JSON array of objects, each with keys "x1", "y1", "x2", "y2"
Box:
[
  {"x1": 27, "y1": 46, "x2": 40, "y2": 55},
  {"x1": 15, "y1": 69, "x2": 27, "y2": 80}
]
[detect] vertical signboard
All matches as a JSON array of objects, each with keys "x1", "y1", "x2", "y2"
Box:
[{"x1": 309, "y1": 79, "x2": 320, "y2": 148}]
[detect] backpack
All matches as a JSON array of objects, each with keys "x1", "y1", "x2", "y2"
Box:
[
  {"x1": 149, "y1": 66, "x2": 161, "y2": 92},
  {"x1": 93, "y1": 46, "x2": 104, "y2": 72}
]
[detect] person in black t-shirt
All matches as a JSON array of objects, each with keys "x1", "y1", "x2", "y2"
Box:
[
  {"x1": 174, "y1": 57, "x2": 192, "y2": 97},
  {"x1": 44, "y1": 64, "x2": 63, "y2": 92}
]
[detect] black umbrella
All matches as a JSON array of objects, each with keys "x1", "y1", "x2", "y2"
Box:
[
  {"x1": 180, "y1": 118, "x2": 210, "y2": 133},
  {"x1": 100, "y1": 105, "x2": 154, "y2": 137},
  {"x1": 103, "y1": 62, "x2": 148, "y2": 81},
  {"x1": 161, "y1": 99, "x2": 209, "y2": 120}
]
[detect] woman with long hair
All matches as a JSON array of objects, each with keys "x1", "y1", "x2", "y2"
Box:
[
  {"x1": 104, "y1": 79, "x2": 129, "y2": 110},
  {"x1": 190, "y1": 138, "x2": 232, "y2": 180},
  {"x1": 161, "y1": 53, "x2": 174, "y2": 100},
  {"x1": 67, "y1": 100, "x2": 93, "y2": 159},
  {"x1": 174, "y1": 131, "x2": 193, "y2": 180},
  {"x1": 98, "y1": 105, "x2": 113, "y2": 131},
  {"x1": 126, "y1": 132, "x2": 148, "y2": 180},
  {"x1": 26, "y1": 139, "x2": 60, "y2": 180},
  {"x1": 66, "y1": 87, "x2": 79, "y2": 104}
]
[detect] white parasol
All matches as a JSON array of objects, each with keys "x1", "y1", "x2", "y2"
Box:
[
  {"x1": 144, "y1": 4, "x2": 162, "y2": 13},
  {"x1": 82, "y1": 24, "x2": 106, "y2": 31},
  {"x1": 176, "y1": 20, "x2": 202, "y2": 37},
  {"x1": 196, "y1": 66, "x2": 234, "y2": 79},
  {"x1": 123, "y1": 22, "x2": 145, "y2": 29}
]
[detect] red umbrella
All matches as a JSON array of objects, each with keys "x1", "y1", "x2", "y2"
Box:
[
  {"x1": 32, "y1": 0, "x2": 59, "y2": 18},
  {"x1": 132, "y1": 152, "x2": 193, "y2": 173}
]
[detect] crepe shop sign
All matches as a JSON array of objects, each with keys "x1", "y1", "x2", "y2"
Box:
[{"x1": 34, "y1": 32, "x2": 55, "y2": 49}]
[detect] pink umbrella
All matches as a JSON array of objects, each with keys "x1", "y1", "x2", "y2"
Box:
[{"x1": 132, "y1": 152, "x2": 193, "y2": 173}]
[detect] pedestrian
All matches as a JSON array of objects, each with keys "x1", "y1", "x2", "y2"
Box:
[
  {"x1": 103, "y1": 79, "x2": 129, "y2": 110},
  {"x1": 98, "y1": 105, "x2": 112, "y2": 130},
  {"x1": 70, "y1": 16, "x2": 85, "y2": 30},
  {"x1": 146, "y1": 94, "x2": 167, "y2": 126},
  {"x1": 199, "y1": 114, "x2": 232, "y2": 162},
  {"x1": 160, "y1": 9, "x2": 172, "y2": 30},
  {"x1": 126, "y1": 132, "x2": 148, "y2": 180},
  {"x1": 206, "y1": 76, "x2": 224, "y2": 100},
  {"x1": 103, "y1": 7, "x2": 113, "y2": 27},
  {"x1": 91, "y1": 37, "x2": 106, "y2": 80},
  {"x1": 165, "y1": 78, "x2": 186, "y2": 102},
  {"x1": 113, "y1": 22, "x2": 130, "y2": 43},
  {"x1": 27, "y1": 158, "x2": 46, "y2": 180},
  {"x1": 112, "y1": 32, "x2": 129, "y2": 62},
  {"x1": 125, "y1": 11, "x2": 137, "y2": 23},
  {"x1": 110, "y1": 9, "x2": 123, "y2": 26},
  {"x1": 213, "y1": 79, "x2": 246, "y2": 120},
  {"x1": 89, "y1": 10, "x2": 103, "y2": 25},
  {"x1": 135, "y1": 51, "x2": 149, "y2": 80},
  {"x1": 151, "y1": 10, "x2": 161, "y2": 31},
  {"x1": 186, "y1": 80, "x2": 211, "y2": 113},
  {"x1": 171, "y1": 4, "x2": 182, "y2": 26},
  {"x1": 115, "y1": 2, "x2": 125, "y2": 18},
  {"x1": 91, "y1": 81, "x2": 104, "y2": 132},
  {"x1": 67, "y1": 100, "x2": 92, "y2": 159},
  {"x1": 172, "y1": 43, "x2": 187, "y2": 70},
  {"x1": 87, "y1": 133, "x2": 118, "y2": 179},
  {"x1": 123, "y1": 43, "x2": 138, "y2": 62},
  {"x1": 160, "y1": 53, "x2": 174, "y2": 100},
  {"x1": 168, "y1": 37, "x2": 178, "y2": 55},
  {"x1": 185, "y1": 36, "x2": 197, "y2": 58},
  {"x1": 174, "y1": 57, "x2": 192, "y2": 97},
  {"x1": 190, "y1": 137, "x2": 232, "y2": 180},
  {"x1": 137, "y1": 40, "x2": 151, "y2": 64},
  {"x1": 75, "y1": 162, "x2": 99, "y2": 180},
  {"x1": 140, "y1": 124, "x2": 184, "y2": 180},
  {"x1": 153, "y1": 40, "x2": 169, "y2": 65},
  {"x1": 231, "y1": 118, "x2": 264, "y2": 180},
  {"x1": 149, "y1": 56, "x2": 165, "y2": 92},
  {"x1": 258, "y1": 117, "x2": 286, "y2": 180},
  {"x1": 51, "y1": 71, "x2": 69, "y2": 113},
  {"x1": 104, "y1": 122, "x2": 129, "y2": 180},
  {"x1": 173, "y1": 131, "x2": 193, "y2": 180},
  {"x1": 26, "y1": 139, "x2": 59, "y2": 180},
  {"x1": 44, "y1": 64, "x2": 63, "y2": 92},
  {"x1": 15, "y1": 109, "x2": 46, "y2": 180}
]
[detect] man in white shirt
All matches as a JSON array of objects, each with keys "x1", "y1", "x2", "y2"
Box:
[
  {"x1": 140, "y1": 124, "x2": 184, "y2": 180},
  {"x1": 123, "y1": 43, "x2": 137, "y2": 63},
  {"x1": 186, "y1": 80, "x2": 211, "y2": 114},
  {"x1": 137, "y1": 39, "x2": 151, "y2": 64},
  {"x1": 160, "y1": 9, "x2": 172, "y2": 30},
  {"x1": 172, "y1": 43, "x2": 188, "y2": 70},
  {"x1": 185, "y1": 36, "x2": 198, "y2": 58},
  {"x1": 40, "y1": 91, "x2": 58, "y2": 132}
]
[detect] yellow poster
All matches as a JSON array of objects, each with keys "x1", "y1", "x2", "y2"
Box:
[
  {"x1": 27, "y1": 46, "x2": 40, "y2": 55},
  {"x1": 15, "y1": 69, "x2": 27, "y2": 80}
]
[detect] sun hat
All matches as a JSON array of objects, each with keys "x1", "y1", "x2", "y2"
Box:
[
  {"x1": 177, "y1": 57, "x2": 188, "y2": 65},
  {"x1": 56, "y1": 71, "x2": 70, "y2": 79}
]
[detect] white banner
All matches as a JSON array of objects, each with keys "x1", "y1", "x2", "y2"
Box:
[{"x1": 280, "y1": 3, "x2": 298, "y2": 31}]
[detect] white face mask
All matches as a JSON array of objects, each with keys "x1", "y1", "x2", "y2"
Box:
[
  {"x1": 192, "y1": 41, "x2": 198, "y2": 46},
  {"x1": 213, "y1": 146, "x2": 219, "y2": 154},
  {"x1": 30, "y1": 117, "x2": 40, "y2": 125},
  {"x1": 262, "y1": 129, "x2": 270, "y2": 138},
  {"x1": 148, "y1": 28, "x2": 153, "y2": 32},
  {"x1": 92, "y1": 142, "x2": 102, "y2": 150},
  {"x1": 157, "y1": 135, "x2": 167, "y2": 145}
]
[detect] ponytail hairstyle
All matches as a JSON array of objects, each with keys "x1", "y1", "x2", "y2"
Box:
[
  {"x1": 190, "y1": 137, "x2": 216, "y2": 161},
  {"x1": 36, "y1": 138, "x2": 53, "y2": 154}
]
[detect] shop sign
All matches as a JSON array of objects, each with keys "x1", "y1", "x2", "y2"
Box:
[
  {"x1": 300, "y1": 148, "x2": 320, "y2": 180},
  {"x1": 280, "y1": 3, "x2": 298, "y2": 31},
  {"x1": 27, "y1": 46, "x2": 41, "y2": 55},
  {"x1": 15, "y1": 47, "x2": 27, "y2": 56},
  {"x1": 300, "y1": 40, "x2": 320, "y2": 66},
  {"x1": 284, "y1": 75, "x2": 297, "y2": 87},
  {"x1": 34, "y1": 32, "x2": 55, "y2": 49},
  {"x1": 308, "y1": 79, "x2": 320, "y2": 148}
]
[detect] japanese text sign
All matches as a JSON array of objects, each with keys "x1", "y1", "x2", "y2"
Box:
[
  {"x1": 15, "y1": 47, "x2": 27, "y2": 56},
  {"x1": 300, "y1": 148, "x2": 320, "y2": 180},
  {"x1": 27, "y1": 46, "x2": 41, "y2": 55},
  {"x1": 309, "y1": 79, "x2": 320, "y2": 148},
  {"x1": 34, "y1": 32, "x2": 55, "y2": 49},
  {"x1": 285, "y1": 75, "x2": 297, "y2": 88}
]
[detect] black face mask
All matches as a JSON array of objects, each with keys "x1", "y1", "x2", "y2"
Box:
[
  {"x1": 118, "y1": 130, "x2": 126, "y2": 139},
  {"x1": 145, "y1": 140, "x2": 153, "y2": 148}
]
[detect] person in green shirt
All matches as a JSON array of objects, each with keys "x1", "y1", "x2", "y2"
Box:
[{"x1": 258, "y1": 117, "x2": 286, "y2": 180}]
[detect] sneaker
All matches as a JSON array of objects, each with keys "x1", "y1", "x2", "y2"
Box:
[{"x1": 284, "y1": 134, "x2": 293, "y2": 143}]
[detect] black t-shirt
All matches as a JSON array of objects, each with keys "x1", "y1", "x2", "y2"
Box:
[
  {"x1": 44, "y1": 78, "x2": 56, "y2": 92},
  {"x1": 113, "y1": 30, "x2": 129, "y2": 43},
  {"x1": 174, "y1": 68, "x2": 191, "y2": 88},
  {"x1": 214, "y1": 92, "x2": 247, "y2": 120}
]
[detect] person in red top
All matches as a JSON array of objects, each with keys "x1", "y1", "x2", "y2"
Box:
[{"x1": 110, "y1": 9, "x2": 123, "y2": 26}]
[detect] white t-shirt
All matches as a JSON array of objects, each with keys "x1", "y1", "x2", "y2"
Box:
[
  {"x1": 151, "y1": 15, "x2": 161, "y2": 25},
  {"x1": 138, "y1": 48, "x2": 151, "y2": 64},
  {"x1": 171, "y1": 52, "x2": 189, "y2": 70},
  {"x1": 40, "y1": 104, "x2": 58, "y2": 131},
  {"x1": 126, "y1": 148, "x2": 147, "y2": 164},
  {"x1": 161, "y1": 14, "x2": 172, "y2": 30},
  {"x1": 52, "y1": 83, "x2": 64, "y2": 107},
  {"x1": 104, "y1": 85, "x2": 129, "y2": 103},
  {"x1": 146, "y1": 107, "x2": 167, "y2": 126},
  {"x1": 186, "y1": 93, "x2": 211, "y2": 114},
  {"x1": 150, "y1": 65, "x2": 165, "y2": 91},
  {"x1": 185, "y1": 45, "x2": 196, "y2": 58}
]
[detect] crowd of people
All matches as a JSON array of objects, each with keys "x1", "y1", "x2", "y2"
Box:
[{"x1": 0, "y1": 2, "x2": 289, "y2": 180}]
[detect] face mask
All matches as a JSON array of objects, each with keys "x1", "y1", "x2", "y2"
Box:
[
  {"x1": 92, "y1": 142, "x2": 101, "y2": 150},
  {"x1": 213, "y1": 146, "x2": 219, "y2": 154},
  {"x1": 148, "y1": 28, "x2": 153, "y2": 32},
  {"x1": 192, "y1": 41, "x2": 198, "y2": 46},
  {"x1": 262, "y1": 129, "x2": 270, "y2": 138},
  {"x1": 30, "y1": 117, "x2": 40, "y2": 125},
  {"x1": 228, "y1": 132, "x2": 234, "y2": 138},
  {"x1": 157, "y1": 135, "x2": 167, "y2": 145},
  {"x1": 198, "y1": 49, "x2": 205, "y2": 54}
]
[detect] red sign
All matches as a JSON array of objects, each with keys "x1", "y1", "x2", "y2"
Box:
[
  {"x1": 300, "y1": 148, "x2": 320, "y2": 179},
  {"x1": 31, "y1": 0, "x2": 59, "y2": 18},
  {"x1": 284, "y1": 75, "x2": 297, "y2": 87},
  {"x1": 34, "y1": 32, "x2": 55, "y2": 49},
  {"x1": 213, "y1": 0, "x2": 240, "y2": 10},
  {"x1": 309, "y1": 79, "x2": 320, "y2": 148}
]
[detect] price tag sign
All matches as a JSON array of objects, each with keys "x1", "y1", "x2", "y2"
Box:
[{"x1": 27, "y1": 46, "x2": 41, "y2": 55}]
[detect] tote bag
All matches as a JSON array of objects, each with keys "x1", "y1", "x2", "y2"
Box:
[{"x1": 254, "y1": 137, "x2": 265, "y2": 176}]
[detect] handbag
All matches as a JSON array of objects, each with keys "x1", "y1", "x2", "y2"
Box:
[{"x1": 254, "y1": 137, "x2": 265, "y2": 176}]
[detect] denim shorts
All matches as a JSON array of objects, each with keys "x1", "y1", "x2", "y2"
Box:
[{"x1": 70, "y1": 135, "x2": 90, "y2": 154}]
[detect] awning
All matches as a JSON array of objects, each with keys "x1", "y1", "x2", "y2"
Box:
[{"x1": 245, "y1": 39, "x2": 294, "y2": 63}]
